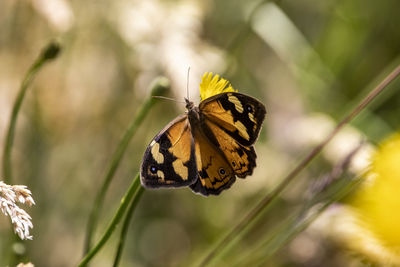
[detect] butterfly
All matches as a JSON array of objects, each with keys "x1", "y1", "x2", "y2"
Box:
[{"x1": 140, "y1": 73, "x2": 266, "y2": 196}]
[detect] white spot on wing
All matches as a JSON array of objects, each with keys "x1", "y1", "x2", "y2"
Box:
[
  {"x1": 234, "y1": 120, "x2": 250, "y2": 141},
  {"x1": 228, "y1": 94, "x2": 244, "y2": 113},
  {"x1": 151, "y1": 142, "x2": 164, "y2": 164},
  {"x1": 173, "y1": 159, "x2": 188, "y2": 180}
]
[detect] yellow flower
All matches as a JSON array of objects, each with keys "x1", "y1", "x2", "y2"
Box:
[
  {"x1": 199, "y1": 72, "x2": 237, "y2": 101},
  {"x1": 347, "y1": 133, "x2": 400, "y2": 263}
]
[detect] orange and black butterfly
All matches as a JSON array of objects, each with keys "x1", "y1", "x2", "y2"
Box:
[{"x1": 140, "y1": 73, "x2": 266, "y2": 196}]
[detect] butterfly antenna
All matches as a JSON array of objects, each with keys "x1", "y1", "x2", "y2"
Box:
[
  {"x1": 186, "y1": 66, "x2": 191, "y2": 100},
  {"x1": 152, "y1": 95, "x2": 185, "y2": 104}
]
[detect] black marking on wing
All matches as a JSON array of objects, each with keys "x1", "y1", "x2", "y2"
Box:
[
  {"x1": 199, "y1": 117, "x2": 258, "y2": 178},
  {"x1": 200, "y1": 92, "x2": 266, "y2": 147},
  {"x1": 140, "y1": 116, "x2": 198, "y2": 188},
  {"x1": 190, "y1": 169, "x2": 236, "y2": 196}
]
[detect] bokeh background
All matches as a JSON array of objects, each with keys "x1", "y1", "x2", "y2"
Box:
[{"x1": 1, "y1": 0, "x2": 400, "y2": 266}]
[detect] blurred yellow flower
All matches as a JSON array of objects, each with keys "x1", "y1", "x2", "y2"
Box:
[
  {"x1": 199, "y1": 72, "x2": 236, "y2": 101},
  {"x1": 349, "y1": 133, "x2": 400, "y2": 263}
]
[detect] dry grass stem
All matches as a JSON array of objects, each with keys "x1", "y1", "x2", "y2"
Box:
[{"x1": 0, "y1": 181, "x2": 35, "y2": 240}]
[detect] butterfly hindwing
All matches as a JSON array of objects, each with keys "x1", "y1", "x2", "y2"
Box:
[
  {"x1": 141, "y1": 115, "x2": 198, "y2": 188},
  {"x1": 200, "y1": 92, "x2": 266, "y2": 147},
  {"x1": 202, "y1": 118, "x2": 257, "y2": 178},
  {"x1": 189, "y1": 128, "x2": 236, "y2": 196}
]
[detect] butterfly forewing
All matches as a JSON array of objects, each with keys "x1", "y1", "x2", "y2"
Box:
[
  {"x1": 189, "y1": 127, "x2": 236, "y2": 196},
  {"x1": 141, "y1": 116, "x2": 198, "y2": 188},
  {"x1": 200, "y1": 92, "x2": 266, "y2": 147}
]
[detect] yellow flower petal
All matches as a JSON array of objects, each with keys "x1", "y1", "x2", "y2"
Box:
[
  {"x1": 349, "y1": 133, "x2": 400, "y2": 260},
  {"x1": 199, "y1": 72, "x2": 237, "y2": 101}
]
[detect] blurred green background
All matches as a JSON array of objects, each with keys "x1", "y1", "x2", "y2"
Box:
[{"x1": 1, "y1": 0, "x2": 400, "y2": 266}]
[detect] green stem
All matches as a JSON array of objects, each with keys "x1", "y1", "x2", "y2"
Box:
[
  {"x1": 84, "y1": 77, "x2": 169, "y2": 253},
  {"x1": 197, "y1": 64, "x2": 400, "y2": 267},
  {"x1": 78, "y1": 174, "x2": 143, "y2": 267},
  {"x1": 2, "y1": 42, "x2": 60, "y2": 184},
  {"x1": 113, "y1": 186, "x2": 145, "y2": 267}
]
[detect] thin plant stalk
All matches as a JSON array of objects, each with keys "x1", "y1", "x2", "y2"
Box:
[
  {"x1": 78, "y1": 174, "x2": 142, "y2": 267},
  {"x1": 253, "y1": 179, "x2": 362, "y2": 267},
  {"x1": 84, "y1": 77, "x2": 169, "y2": 253},
  {"x1": 2, "y1": 42, "x2": 60, "y2": 184},
  {"x1": 197, "y1": 64, "x2": 400, "y2": 267},
  {"x1": 113, "y1": 186, "x2": 145, "y2": 267},
  {"x1": 233, "y1": 144, "x2": 364, "y2": 266}
]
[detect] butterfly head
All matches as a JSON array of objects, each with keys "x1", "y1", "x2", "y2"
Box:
[
  {"x1": 185, "y1": 98, "x2": 200, "y2": 122},
  {"x1": 185, "y1": 98, "x2": 194, "y2": 110}
]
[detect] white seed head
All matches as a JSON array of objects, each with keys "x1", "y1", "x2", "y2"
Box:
[{"x1": 0, "y1": 181, "x2": 35, "y2": 240}]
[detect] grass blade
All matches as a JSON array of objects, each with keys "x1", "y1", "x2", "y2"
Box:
[
  {"x1": 84, "y1": 77, "x2": 169, "y2": 253},
  {"x1": 112, "y1": 186, "x2": 145, "y2": 267},
  {"x1": 78, "y1": 173, "x2": 142, "y2": 266}
]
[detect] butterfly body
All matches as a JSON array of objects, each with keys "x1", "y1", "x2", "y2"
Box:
[{"x1": 141, "y1": 92, "x2": 266, "y2": 196}]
